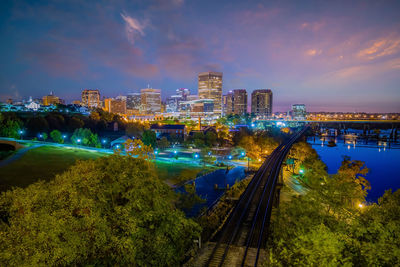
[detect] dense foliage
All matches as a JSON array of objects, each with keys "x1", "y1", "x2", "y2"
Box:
[
  {"x1": 268, "y1": 142, "x2": 400, "y2": 266},
  {"x1": 0, "y1": 154, "x2": 200, "y2": 266},
  {"x1": 70, "y1": 128, "x2": 100, "y2": 147}
]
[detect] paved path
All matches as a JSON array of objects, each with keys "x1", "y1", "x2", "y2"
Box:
[{"x1": 0, "y1": 144, "x2": 43, "y2": 168}]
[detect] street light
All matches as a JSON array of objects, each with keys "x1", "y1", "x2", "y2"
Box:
[
  {"x1": 208, "y1": 151, "x2": 212, "y2": 156},
  {"x1": 299, "y1": 169, "x2": 305, "y2": 174},
  {"x1": 154, "y1": 150, "x2": 159, "y2": 155},
  {"x1": 19, "y1": 130, "x2": 24, "y2": 139},
  {"x1": 228, "y1": 155, "x2": 232, "y2": 160},
  {"x1": 77, "y1": 138, "x2": 81, "y2": 145}
]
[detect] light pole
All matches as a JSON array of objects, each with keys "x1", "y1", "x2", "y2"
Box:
[
  {"x1": 18, "y1": 130, "x2": 24, "y2": 140},
  {"x1": 77, "y1": 138, "x2": 81, "y2": 146},
  {"x1": 102, "y1": 139, "x2": 107, "y2": 148}
]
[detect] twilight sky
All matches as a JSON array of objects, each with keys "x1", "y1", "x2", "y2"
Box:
[{"x1": 1, "y1": 0, "x2": 400, "y2": 112}]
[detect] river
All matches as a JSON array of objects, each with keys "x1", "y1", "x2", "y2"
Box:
[
  {"x1": 308, "y1": 136, "x2": 400, "y2": 202},
  {"x1": 176, "y1": 166, "x2": 246, "y2": 217}
]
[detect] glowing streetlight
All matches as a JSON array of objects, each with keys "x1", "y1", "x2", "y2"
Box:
[
  {"x1": 299, "y1": 169, "x2": 305, "y2": 174},
  {"x1": 228, "y1": 155, "x2": 232, "y2": 160},
  {"x1": 194, "y1": 153, "x2": 199, "y2": 159},
  {"x1": 102, "y1": 139, "x2": 106, "y2": 144},
  {"x1": 19, "y1": 130, "x2": 24, "y2": 139},
  {"x1": 358, "y1": 203, "x2": 364, "y2": 208},
  {"x1": 77, "y1": 138, "x2": 81, "y2": 144},
  {"x1": 251, "y1": 123, "x2": 255, "y2": 127},
  {"x1": 241, "y1": 152, "x2": 245, "y2": 157},
  {"x1": 154, "y1": 150, "x2": 159, "y2": 155},
  {"x1": 116, "y1": 144, "x2": 120, "y2": 149},
  {"x1": 62, "y1": 135, "x2": 67, "y2": 139},
  {"x1": 208, "y1": 151, "x2": 212, "y2": 156},
  {"x1": 174, "y1": 150, "x2": 177, "y2": 154}
]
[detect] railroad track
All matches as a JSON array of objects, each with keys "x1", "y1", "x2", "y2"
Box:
[{"x1": 205, "y1": 127, "x2": 308, "y2": 267}]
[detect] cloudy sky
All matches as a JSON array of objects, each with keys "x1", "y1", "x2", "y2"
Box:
[{"x1": 1, "y1": 0, "x2": 400, "y2": 112}]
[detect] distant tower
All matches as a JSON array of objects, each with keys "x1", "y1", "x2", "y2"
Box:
[
  {"x1": 81, "y1": 89, "x2": 100, "y2": 108},
  {"x1": 251, "y1": 89, "x2": 273, "y2": 117},
  {"x1": 227, "y1": 89, "x2": 247, "y2": 115},
  {"x1": 198, "y1": 72, "x2": 223, "y2": 115},
  {"x1": 141, "y1": 88, "x2": 161, "y2": 114}
]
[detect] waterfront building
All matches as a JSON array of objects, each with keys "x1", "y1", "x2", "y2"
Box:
[
  {"x1": 81, "y1": 89, "x2": 100, "y2": 108},
  {"x1": 141, "y1": 88, "x2": 161, "y2": 114},
  {"x1": 226, "y1": 89, "x2": 247, "y2": 115},
  {"x1": 42, "y1": 91, "x2": 61, "y2": 106},
  {"x1": 198, "y1": 72, "x2": 223, "y2": 115},
  {"x1": 251, "y1": 89, "x2": 273, "y2": 117}
]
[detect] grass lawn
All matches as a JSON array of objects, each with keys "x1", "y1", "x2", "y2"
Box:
[
  {"x1": 155, "y1": 161, "x2": 217, "y2": 185},
  {"x1": 0, "y1": 146, "x2": 106, "y2": 192},
  {"x1": 0, "y1": 145, "x2": 218, "y2": 192}
]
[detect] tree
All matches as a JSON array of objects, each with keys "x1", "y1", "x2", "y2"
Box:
[
  {"x1": 50, "y1": 130, "x2": 63, "y2": 143},
  {"x1": 26, "y1": 116, "x2": 49, "y2": 134},
  {"x1": 266, "y1": 143, "x2": 400, "y2": 266},
  {"x1": 123, "y1": 138, "x2": 154, "y2": 161},
  {"x1": 71, "y1": 128, "x2": 100, "y2": 147},
  {"x1": 68, "y1": 117, "x2": 84, "y2": 131},
  {"x1": 0, "y1": 119, "x2": 21, "y2": 139},
  {"x1": 142, "y1": 130, "x2": 157, "y2": 148},
  {"x1": 205, "y1": 131, "x2": 217, "y2": 147},
  {"x1": 42, "y1": 132, "x2": 48, "y2": 141},
  {"x1": 157, "y1": 137, "x2": 170, "y2": 150},
  {"x1": 125, "y1": 122, "x2": 145, "y2": 138},
  {"x1": 0, "y1": 155, "x2": 201, "y2": 266}
]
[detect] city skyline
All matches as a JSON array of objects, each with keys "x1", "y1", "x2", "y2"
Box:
[{"x1": 1, "y1": 0, "x2": 400, "y2": 112}]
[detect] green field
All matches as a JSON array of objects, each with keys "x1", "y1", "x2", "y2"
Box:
[
  {"x1": 0, "y1": 146, "x2": 107, "y2": 191},
  {"x1": 0, "y1": 146, "x2": 216, "y2": 192}
]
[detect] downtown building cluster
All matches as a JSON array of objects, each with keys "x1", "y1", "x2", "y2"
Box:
[
  {"x1": 70, "y1": 72, "x2": 275, "y2": 121},
  {"x1": 2, "y1": 71, "x2": 399, "y2": 121}
]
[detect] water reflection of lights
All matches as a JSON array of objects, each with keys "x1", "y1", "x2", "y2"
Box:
[
  {"x1": 379, "y1": 148, "x2": 381, "y2": 152},
  {"x1": 347, "y1": 145, "x2": 351, "y2": 150}
]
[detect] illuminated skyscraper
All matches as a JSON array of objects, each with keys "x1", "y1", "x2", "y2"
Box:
[
  {"x1": 81, "y1": 89, "x2": 100, "y2": 108},
  {"x1": 42, "y1": 91, "x2": 61, "y2": 106},
  {"x1": 141, "y1": 88, "x2": 161, "y2": 114},
  {"x1": 198, "y1": 72, "x2": 223, "y2": 115},
  {"x1": 104, "y1": 98, "x2": 127, "y2": 114},
  {"x1": 251, "y1": 89, "x2": 273, "y2": 117},
  {"x1": 226, "y1": 89, "x2": 247, "y2": 115},
  {"x1": 126, "y1": 93, "x2": 141, "y2": 114}
]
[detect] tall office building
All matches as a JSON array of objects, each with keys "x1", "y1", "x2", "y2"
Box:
[
  {"x1": 126, "y1": 93, "x2": 141, "y2": 114},
  {"x1": 104, "y1": 98, "x2": 127, "y2": 114},
  {"x1": 81, "y1": 89, "x2": 100, "y2": 108},
  {"x1": 42, "y1": 91, "x2": 61, "y2": 106},
  {"x1": 251, "y1": 89, "x2": 273, "y2": 117},
  {"x1": 226, "y1": 89, "x2": 247, "y2": 115},
  {"x1": 141, "y1": 88, "x2": 161, "y2": 114},
  {"x1": 198, "y1": 72, "x2": 223, "y2": 115}
]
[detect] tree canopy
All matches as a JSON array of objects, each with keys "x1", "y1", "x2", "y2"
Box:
[
  {"x1": 0, "y1": 154, "x2": 200, "y2": 266},
  {"x1": 267, "y1": 142, "x2": 400, "y2": 266}
]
